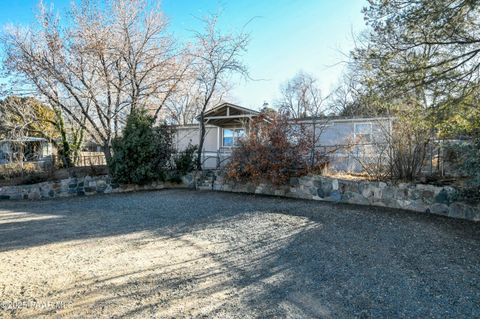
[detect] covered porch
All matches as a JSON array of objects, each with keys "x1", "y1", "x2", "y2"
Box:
[{"x1": 198, "y1": 102, "x2": 260, "y2": 168}]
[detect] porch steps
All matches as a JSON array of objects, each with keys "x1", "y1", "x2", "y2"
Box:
[{"x1": 196, "y1": 171, "x2": 217, "y2": 190}]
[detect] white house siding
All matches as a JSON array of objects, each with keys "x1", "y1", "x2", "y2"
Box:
[
  {"x1": 307, "y1": 118, "x2": 392, "y2": 172},
  {"x1": 175, "y1": 126, "x2": 197, "y2": 151},
  {"x1": 175, "y1": 125, "x2": 220, "y2": 169},
  {"x1": 174, "y1": 117, "x2": 393, "y2": 172},
  {"x1": 175, "y1": 125, "x2": 218, "y2": 151}
]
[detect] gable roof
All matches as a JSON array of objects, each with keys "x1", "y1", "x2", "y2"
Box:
[
  {"x1": 195, "y1": 102, "x2": 261, "y2": 126},
  {"x1": 201, "y1": 102, "x2": 259, "y2": 118}
]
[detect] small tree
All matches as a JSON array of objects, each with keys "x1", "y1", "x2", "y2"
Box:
[
  {"x1": 174, "y1": 144, "x2": 198, "y2": 175},
  {"x1": 277, "y1": 72, "x2": 330, "y2": 168},
  {"x1": 108, "y1": 109, "x2": 174, "y2": 184},
  {"x1": 225, "y1": 113, "x2": 310, "y2": 186},
  {"x1": 388, "y1": 107, "x2": 431, "y2": 181},
  {"x1": 192, "y1": 15, "x2": 250, "y2": 169},
  {"x1": 347, "y1": 103, "x2": 431, "y2": 181}
]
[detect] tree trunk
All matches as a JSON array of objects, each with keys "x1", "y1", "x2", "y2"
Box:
[
  {"x1": 103, "y1": 142, "x2": 112, "y2": 163},
  {"x1": 196, "y1": 114, "x2": 206, "y2": 170},
  {"x1": 60, "y1": 137, "x2": 72, "y2": 168},
  {"x1": 55, "y1": 110, "x2": 73, "y2": 168}
]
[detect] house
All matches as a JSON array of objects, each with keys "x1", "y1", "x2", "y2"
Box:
[
  {"x1": 0, "y1": 137, "x2": 54, "y2": 165},
  {"x1": 175, "y1": 102, "x2": 393, "y2": 171},
  {"x1": 293, "y1": 116, "x2": 393, "y2": 172},
  {"x1": 175, "y1": 103, "x2": 259, "y2": 168}
]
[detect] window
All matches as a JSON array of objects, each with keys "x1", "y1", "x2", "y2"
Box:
[
  {"x1": 223, "y1": 128, "x2": 245, "y2": 147},
  {"x1": 223, "y1": 129, "x2": 233, "y2": 146},
  {"x1": 354, "y1": 123, "x2": 372, "y2": 143}
]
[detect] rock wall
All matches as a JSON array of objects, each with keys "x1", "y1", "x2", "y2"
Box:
[
  {"x1": 205, "y1": 174, "x2": 480, "y2": 222},
  {"x1": 0, "y1": 175, "x2": 186, "y2": 200},
  {"x1": 1, "y1": 172, "x2": 478, "y2": 222}
]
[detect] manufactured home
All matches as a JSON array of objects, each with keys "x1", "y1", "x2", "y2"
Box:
[
  {"x1": 175, "y1": 102, "x2": 393, "y2": 171},
  {"x1": 0, "y1": 137, "x2": 54, "y2": 165}
]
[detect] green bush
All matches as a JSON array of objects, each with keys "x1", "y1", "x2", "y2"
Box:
[
  {"x1": 174, "y1": 144, "x2": 198, "y2": 175},
  {"x1": 108, "y1": 109, "x2": 174, "y2": 185},
  {"x1": 448, "y1": 140, "x2": 480, "y2": 202}
]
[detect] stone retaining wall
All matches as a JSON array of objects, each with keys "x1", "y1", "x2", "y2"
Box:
[
  {"x1": 0, "y1": 175, "x2": 185, "y2": 200},
  {"x1": 1, "y1": 172, "x2": 478, "y2": 222},
  {"x1": 202, "y1": 173, "x2": 480, "y2": 222}
]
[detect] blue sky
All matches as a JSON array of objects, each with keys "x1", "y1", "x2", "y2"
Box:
[{"x1": 0, "y1": 0, "x2": 367, "y2": 109}]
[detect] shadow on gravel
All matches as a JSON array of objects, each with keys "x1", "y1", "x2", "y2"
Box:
[
  {"x1": 1, "y1": 189, "x2": 479, "y2": 318},
  {"x1": 0, "y1": 189, "x2": 477, "y2": 253}
]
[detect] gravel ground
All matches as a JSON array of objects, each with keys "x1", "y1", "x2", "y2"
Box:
[{"x1": 0, "y1": 189, "x2": 479, "y2": 318}]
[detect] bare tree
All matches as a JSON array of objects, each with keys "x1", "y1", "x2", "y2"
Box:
[
  {"x1": 277, "y1": 72, "x2": 330, "y2": 167},
  {"x1": 2, "y1": 0, "x2": 183, "y2": 159},
  {"x1": 330, "y1": 70, "x2": 369, "y2": 116},
  {"x1": 163, "y1": 84, "x2": 202, "y2": 125},
  {"x1": 277, "y1": 71, "x2": 327, "y2": 119},
  {"x1": 151, "y1": 53, "x2": 192, "y2": 123},
  {"x1": 191, "y1": 15, "x2": 249, "y2": 169},
  {"x1": 162, "y1": 71, "x2": 225, "y2": 126}
]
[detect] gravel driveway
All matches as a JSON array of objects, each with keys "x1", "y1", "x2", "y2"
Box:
[{"x1": 0, "y1": 189, "x2": 479, "y2": 318}]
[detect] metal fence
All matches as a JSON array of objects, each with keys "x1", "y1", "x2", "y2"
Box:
[
  {"x1": 1, "y1": 140, "x2": 462, "y2": 181},
  {"x1": 313, "y1": 140, "x2": 460, "y2": 177},
  {"x1": 75, "y1": 153, "x2": 107, "y2": 166},
  {"x1": 47, "y1": 153, "x2": 107, "y2": 168},
  {"x1": 196, "y1": 140, "x2": 461, "y2": 177}
]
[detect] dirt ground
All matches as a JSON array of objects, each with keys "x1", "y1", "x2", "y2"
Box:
[{"x1": 0, "y1": 190, "x2": 479, "y2": 318}]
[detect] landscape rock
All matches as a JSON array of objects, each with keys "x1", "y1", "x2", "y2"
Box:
[
  {"x1": 435, "y1": 188, "x2": 455, "y2": 205},
  {"x1": 429, "y1": 203, "x2": 450, "y2": 216},
  {"x1": 0, "y1": 171, "x2": 478, "y2": 222},
  {"x1": 342, "y1": 191, "x2": 369, "y2": 205}
]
